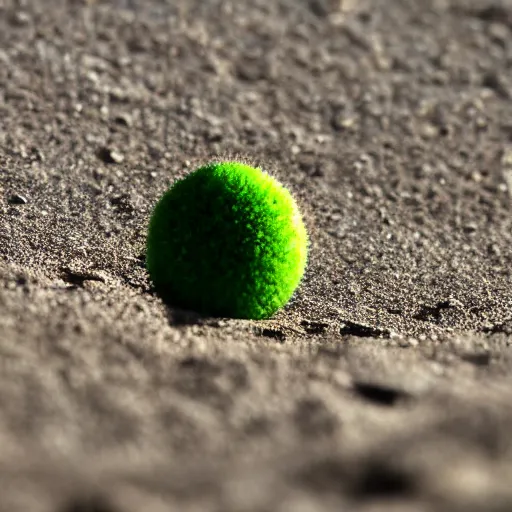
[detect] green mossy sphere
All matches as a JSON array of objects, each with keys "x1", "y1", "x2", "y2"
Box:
[{"x1": 146, "y1": 161, "x2": 308, "y2": 319}]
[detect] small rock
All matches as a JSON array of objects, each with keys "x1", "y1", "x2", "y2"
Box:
[
  {"x1": 8, "y1": 194, "x2": 27, "y2": 205},
  {"x1": 109, "y1": 150, "x2": 125, "y2": 164},
  {"x1": 420, "y1": 123, "x2": 439, "y2": 139},
  {"x1": 463, "y1": 223, "x2": 478, "y2": 234},
  {"x1": 97, "y1": 147, "x2": 125, "y2": 164},
  {"x1": 113, "y1": 113, "x2": 132, "y2": 127},
  {"x1": 331, "y1": 115, "x2": 356, "y2": 131},
  {"x1": 482, "y1": 71, "x2": 511, "y2": 99},
  {"x1": 11, "y1": 11, "x2": 30, "y2": 26},
  {"x1": 109, "y1": 87, "x2": 129, "y2": 102},
  {"x1": 471, "y1": 171, "x2": 483, "y2": 183}
]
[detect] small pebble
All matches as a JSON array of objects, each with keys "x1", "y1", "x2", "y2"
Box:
[
  {"x1": 97, "y1": 147, "x2": 125, "y2": 164},
  {"x1": 8, "y1": 194, "x2": 27, "y2": 205}
]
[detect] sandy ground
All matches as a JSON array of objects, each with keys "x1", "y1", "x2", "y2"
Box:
[{"x1": 2, "y1": 0, "x2": 512, "y2": 510}]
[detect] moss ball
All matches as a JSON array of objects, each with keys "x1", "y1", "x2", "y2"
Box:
[{"x1": 146, "y1": 161, "x2": 308, "y2": 319}]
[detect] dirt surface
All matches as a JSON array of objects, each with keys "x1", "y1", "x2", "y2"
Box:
[{"x1": 2, "y1": 0, "x2": 512, "y2": 510}]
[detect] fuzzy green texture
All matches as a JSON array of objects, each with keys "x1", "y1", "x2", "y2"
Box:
[{"x1": 146, "y1": 161, "x2": 308, "y2": 319}]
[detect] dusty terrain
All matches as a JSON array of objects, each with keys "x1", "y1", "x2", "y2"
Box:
[{"x1": 2, "y1": 0, "x2": 512, "y2": 510}]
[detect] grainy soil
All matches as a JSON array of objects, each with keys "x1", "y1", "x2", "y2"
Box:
[{"x1": 2, "y1": 0, "x2": 512, "y2": 510}]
